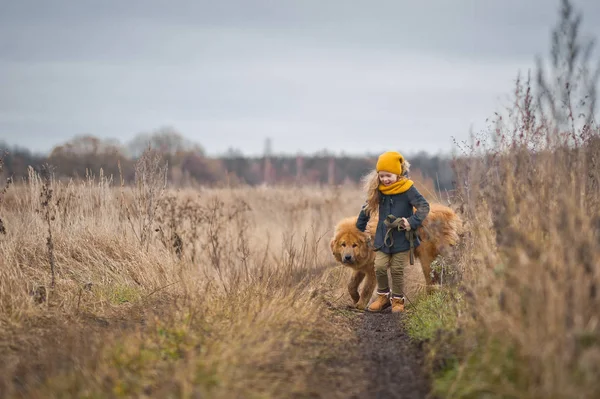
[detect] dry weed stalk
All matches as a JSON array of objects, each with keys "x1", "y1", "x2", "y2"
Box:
[
  {"x1": 40, "y1": 164, "x2": 57, "y2": 289},
  {"x1": 0, "y1": 151, "x2": 13, "y2": 236},
  {"x1": 201, "y1": 196, "x2": 251, "y2": 294},
  {"x1": 234, "y1": 198, "x2": 252, "y2": 281},
  {"x1": 180, "y1": 196, "x2": 204, "y2": 263},
  {"x1": 155, "y1": 193, "x2": 184, "y2": 258},
  {"x1": 119, "y1": 146, "x2": 168, "y2": 251}
]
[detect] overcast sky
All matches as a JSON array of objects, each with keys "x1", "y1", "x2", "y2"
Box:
[{"x1": 1, "y1": 0, "x2": 600, "y2": 157}]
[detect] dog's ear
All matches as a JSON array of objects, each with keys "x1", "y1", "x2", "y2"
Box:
[
  {"x1": 330, "y1": 238, "x2": 343, "y2": 263},
  {"x1": 330, "y1": 235, "x2": 337, "y2": 254},
  {"x1": 330, "y1": 230, "x2": 343, "y2": 261}
]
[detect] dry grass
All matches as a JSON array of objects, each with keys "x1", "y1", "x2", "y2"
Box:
[
  {"x1": 442, "y1": 124, "x2": 600, "y2": 398},
  {"x1": 430, "y1": 4, "x2": 600, "y2": 396},
  {"x1": 2, "y1": 148, "x2": 411, "y2": 397},
  {"x1": 396, "y1": 4, "x2": 600, "y2": 398}
]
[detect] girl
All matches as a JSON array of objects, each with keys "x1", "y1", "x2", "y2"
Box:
[{"x1": 356, "y1": 151, "x2": 430, "y2": 313}]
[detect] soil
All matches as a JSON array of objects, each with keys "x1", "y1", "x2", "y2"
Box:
[
  {"x1": 357, "y1": 310, "x2": 431, "y2": 399},
  {"x1": 300, "y1": 303, "x2": 432, "y2": 399}
]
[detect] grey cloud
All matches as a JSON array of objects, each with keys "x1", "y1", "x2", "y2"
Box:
[
  {"x1": 1, "y1": 0, "x2": 599, "y2": 156},
  {"x1": 4, "y1": 0, "x2": 599, "y2": 62}
]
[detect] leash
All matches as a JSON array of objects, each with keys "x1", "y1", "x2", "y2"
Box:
[
  {"x1": 383, "y1": 215, "x2": 415, "y2": 265},
  {"x1": 407, "y1": 230, "x2": 415, "y2": 265},
  {"x1": 382, "y1": 214, "x2": 404, "y2": 247}
]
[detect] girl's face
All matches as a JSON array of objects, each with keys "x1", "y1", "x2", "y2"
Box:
[{"x1": 378, "y1": 171, "x2": 399, "y2": 186}]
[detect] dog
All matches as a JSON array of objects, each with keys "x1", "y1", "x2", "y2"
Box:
[{"x1": 330, "y1": 203, "x2": 462, "y2": 309}]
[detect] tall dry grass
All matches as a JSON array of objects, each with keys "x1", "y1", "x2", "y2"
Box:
[
  {"x1": 0, "y1": 145, "x2": 399, "y2": 397},
  {"x1": 443, "y1": 2, "x2": 600, "y2": 397}
]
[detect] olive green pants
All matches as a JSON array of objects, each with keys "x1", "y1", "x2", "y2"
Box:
[{"x1": 374, "y1": 250, "x2": 409, "y2": 297}]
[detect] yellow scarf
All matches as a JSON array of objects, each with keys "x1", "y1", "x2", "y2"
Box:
[{"x1": 378, "y1": 177, "x2": 414, "y2": 195}]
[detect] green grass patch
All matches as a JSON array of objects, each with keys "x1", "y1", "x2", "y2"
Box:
[
  {"x1": 404, "y1": 288, "x2": 462, "y2": 342},
  {"x1": 97, "y1": 284, "x2": 142, "y2": 305}
]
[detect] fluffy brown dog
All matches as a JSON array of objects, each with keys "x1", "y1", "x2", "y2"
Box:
[{"x1": 330, "y1": 203, "x2": 462, "y2": 309}]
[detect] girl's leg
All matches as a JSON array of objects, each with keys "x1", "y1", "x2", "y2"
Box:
[
  {"x1": 373, "y1": 251, "x2": 391, "y2": 293},
  {"x1": 389, "y1": 250, "x2": 409, "y2": 298},
  {"x1": 389, "y1": 251, "x2": 410, "y2": 312},
  {"x1": 367, "y1": 251, "x2": 392, "y2": 312}
]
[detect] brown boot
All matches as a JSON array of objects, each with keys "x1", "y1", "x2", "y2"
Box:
[
  {"x1": 391, "y1": 296, "x2": 405, "y2": 313},
  {"x1": 367, "y1": 292, "x2": 390, "y2": 312}
]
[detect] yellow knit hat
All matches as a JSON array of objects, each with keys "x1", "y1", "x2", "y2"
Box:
[{"x1": 376, "y1": 151, "x2": 404, "y2": 175}]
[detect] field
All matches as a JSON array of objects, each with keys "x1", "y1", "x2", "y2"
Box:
[
  {"x1": 1, "y1": 117, "x2": 598, "y2": 398},
  {"x1": 1, "y1": 2, "x2": 600, "y2": 398},
  {"x1": 0, "y1": 160, "x2": 444, "y2": 398}
]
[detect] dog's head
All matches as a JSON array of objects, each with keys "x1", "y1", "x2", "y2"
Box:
[{"x1": 330, "y1": 217, "x2": 371, "y2": 267}]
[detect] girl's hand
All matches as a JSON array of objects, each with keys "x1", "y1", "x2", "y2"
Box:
[{"x1": 401, "y1": 217, "x2": 411, "y2": 231}]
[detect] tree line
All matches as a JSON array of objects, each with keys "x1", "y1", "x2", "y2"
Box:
[{"x1": 0, "y1": 129, "x2": 457, "y2": 191}]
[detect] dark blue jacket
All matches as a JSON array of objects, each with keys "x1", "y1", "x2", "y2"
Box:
[{"x1": 355, "y1": 185, "x2": 430, "y2": 254}]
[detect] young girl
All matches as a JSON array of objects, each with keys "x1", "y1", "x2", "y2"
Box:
[{"x1": 356, "y1": 151, "x2": 430, "y2": 313}]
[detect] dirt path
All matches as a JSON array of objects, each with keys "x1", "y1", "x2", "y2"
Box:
[
  {"x1": 357, "y1": 309, "x2": 431, "y2": 399},
  {"x1": 302, "y1": 302, "x2": 432, "y2": 399}
]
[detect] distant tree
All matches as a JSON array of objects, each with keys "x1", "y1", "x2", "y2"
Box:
[
  {"x1": 180, "y1": 152, "x2": 224, "y2": 184},
  {"x1": 222, "y1": 155, "x2": 262, "y2": 185},
  {"x1": 49, "y1": 135, "x2": 123, "y2": 157},
  {"x1": 127, "y1": 127, "x2": 204, "y2": 158},
  {"x1": 0, "y1": 142, "x2": 46, "y2": 181},
  {"x1": 335, "y1": 156, "x2": 375, "y2": 183},
  {"x1": 48, "y1": 135, "x2": 129, "y2": 180},
  {"x1": 408, "y1": 151, "x2": 455, "y2": 191}
]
